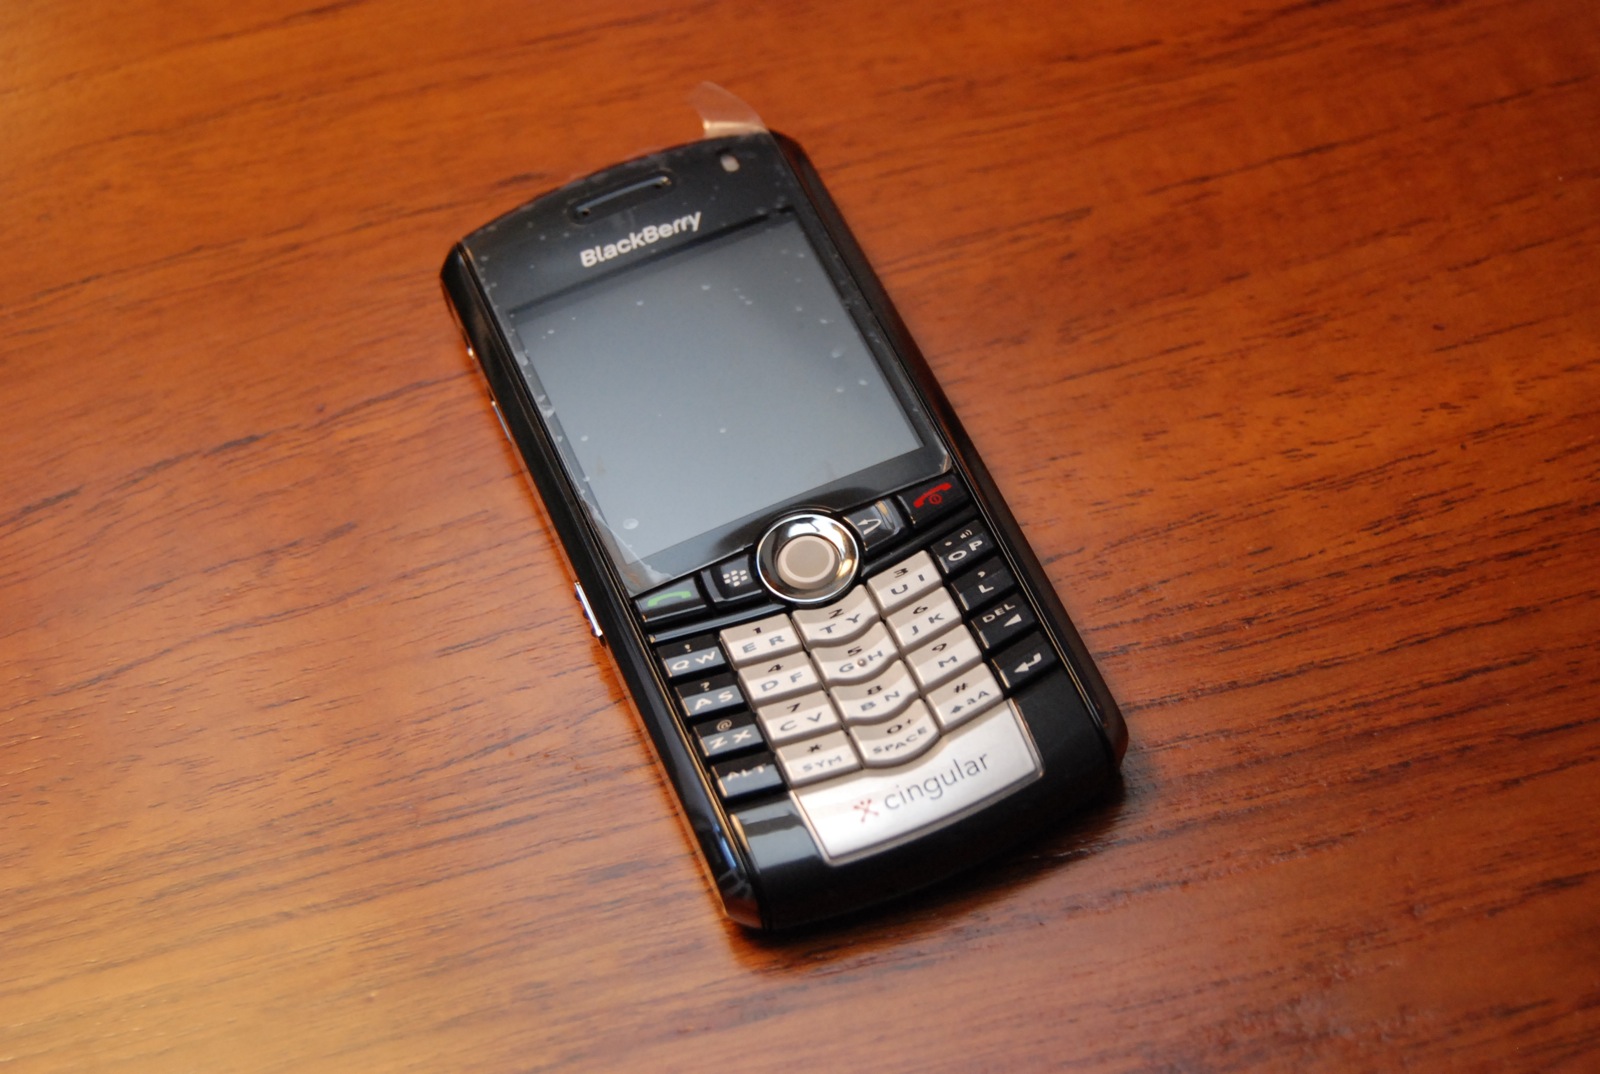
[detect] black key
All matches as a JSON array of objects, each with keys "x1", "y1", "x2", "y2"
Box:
[
  {"x1": 992, "y1": 633, "x2": 1059, "y2": 693},
  {"x1": 899, "y1": 475, "x2": 970, "y2": 527},
  {"x1": 713, "y1": 753, "x2": 785, "y2": 803},
  {"x1": 972, "y1": 597, "x2": 1037, "y2": 652},
  {"x1": 635, "y1": 577, "x2": 707, "y2": 623},
  {"x1": 951, "y1": 559, "x2": 1016, "y2": 613},
  {"x1": 933, "y1": 523, "x2": 994, "y2": 575},
  {"x1": 693, "y1": 712, "x2": 765, "y2": 761},
  {"x1": 704, "y1": 553, "x2": 762, "y2": 603},
  {"x1": 676, "y1": 673, "x2": 745, "y2": 720},
  {"x1": 843, "y1": 498, "x2": 906, "y2": 551},
  {"x1": 655, "y1": 635, "x2": 728, "y2": 680}
]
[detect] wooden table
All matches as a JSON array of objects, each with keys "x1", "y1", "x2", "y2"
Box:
[{"x1": 5, "y1": 1, "x2": 1597, "y2": 1069}]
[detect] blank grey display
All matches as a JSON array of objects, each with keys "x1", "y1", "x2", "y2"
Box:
[{"x1": 514, "y1": 217, "x2": 922, "y2": 563}]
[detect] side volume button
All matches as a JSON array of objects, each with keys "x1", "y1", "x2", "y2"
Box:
[
  {"x1": 574, "y1": 582, "x2": 604, "y2": 641},
  {"x1": 490, "y1": 399, "x2": 513, "y2": 443}
]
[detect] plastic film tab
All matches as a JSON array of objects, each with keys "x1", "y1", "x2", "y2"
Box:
[{"x1": 690, "y1": 82, "x2": 767, "y2": 138}]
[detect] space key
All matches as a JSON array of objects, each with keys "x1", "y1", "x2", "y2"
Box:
[{"x1": 792, "y1": 701, "x2": 1041, "y2": 861}]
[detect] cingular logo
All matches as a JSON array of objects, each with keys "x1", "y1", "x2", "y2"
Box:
[{"x1": 579, "y1": 211, "x2": 702, "y2": 267}]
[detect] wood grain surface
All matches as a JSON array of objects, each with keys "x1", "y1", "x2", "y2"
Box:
[{"x1": 3, "y1": 0, "x2": 1597, "y2": 1070}]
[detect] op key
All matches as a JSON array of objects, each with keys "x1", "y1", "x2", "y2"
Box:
[{"x1": 932, "y1": 523, "x2": 994, "y2": 575}]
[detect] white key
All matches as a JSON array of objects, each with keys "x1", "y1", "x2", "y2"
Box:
[
  {"x1": 811, "y1": 621, "x2": 898, "y2": 685},
  {"x1": 866, "y1": 550, "x2": 940, "y2": 614},
  {"x1": 829, "y1": 660, "x2": 919, "y2": 724},
  {"x1": 886, "y1": 587, "x2": 960, "y2": 650},
  {"x1": 905, "y1": 624, "x2": 982, "y2": 689},
  {"x1": 776, "y1": 731, "x2": 861, "y2": 787},
  {"x1": 850, "y1": 700, "x2": 940, "y2": 767},
  {"x1": 926, "y1": 663, "x2": 1004, "y2": 729},
  {"x1": 791, "y1": 586, "x2": 877, "y2": 646},
  {"x1": 793, "y1": 702, "x2": 1041, "y2": 861},
  {"x1": 737, "y1": 653, "x2": 821, "y2": 705},
  {"x1": 756, "y1": 691, "x2": 840, "y2": 746},
  {"x1": 720, "y1": 613, "x2": 801, "y2": 666}
]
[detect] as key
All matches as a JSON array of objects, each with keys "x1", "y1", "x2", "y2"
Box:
[{"x1": 676, "y1": 673, "x2": 745, "y2": 720}]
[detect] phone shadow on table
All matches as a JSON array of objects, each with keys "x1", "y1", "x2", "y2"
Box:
[{"x1": 727, "y1": 776, "x2": 1131, "y2": 969}]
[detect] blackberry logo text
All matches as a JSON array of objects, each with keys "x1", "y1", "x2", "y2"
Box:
[{"x1": 579, "y1": 212, "x2": 702, "y2": 268}]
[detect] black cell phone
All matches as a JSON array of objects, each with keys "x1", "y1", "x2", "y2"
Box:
[{"x1": 441, "y1": 129, "x2": 1126, "y2": 929}]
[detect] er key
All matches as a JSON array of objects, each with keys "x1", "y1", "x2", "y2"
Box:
[{"x1": 720, "y1": 613, "x2": 802, "y2": 667}]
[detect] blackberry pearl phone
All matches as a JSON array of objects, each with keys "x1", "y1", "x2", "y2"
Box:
[{"x1": 441, "y1": 129, "x2": 1127, "y2": 930}]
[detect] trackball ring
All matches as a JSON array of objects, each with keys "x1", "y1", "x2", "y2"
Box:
[{"x1": 755, "y1": 513, "x2": 861, "y2": 606}]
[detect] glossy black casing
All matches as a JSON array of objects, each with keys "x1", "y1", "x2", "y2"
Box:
[{"x1": 441, "y1": 131, "x2": 1127, "y2": 929}]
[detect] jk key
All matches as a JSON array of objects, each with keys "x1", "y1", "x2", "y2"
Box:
[{"x1": 886, "y1": 587, "x2": 960, "y2": 650}]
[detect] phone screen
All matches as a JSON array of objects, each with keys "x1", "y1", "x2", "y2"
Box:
[{"x1": 512, "y1": 216, "x2": 931, "y2": 586}]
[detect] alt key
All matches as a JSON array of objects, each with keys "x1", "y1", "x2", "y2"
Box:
[{"x1": 713, "y1": 752, "x2": 786, "y2": 803}]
